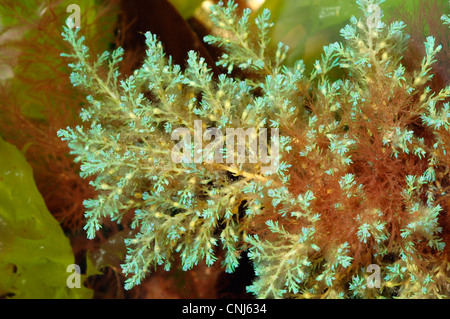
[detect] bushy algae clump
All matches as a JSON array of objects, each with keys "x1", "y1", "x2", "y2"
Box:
[{"x1": 58, "y1": 0, "x2": 450, "y2": 298}]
